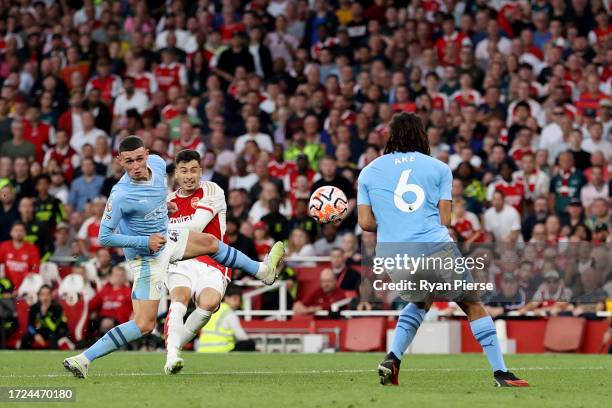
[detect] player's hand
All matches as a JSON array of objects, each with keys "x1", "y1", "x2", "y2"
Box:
[
  {"x1": 148, "y1": 233, "x2": 166, "y2": 252},
  {"x1": 167, "y1": 202, "x2": 178, "y2": 214}
]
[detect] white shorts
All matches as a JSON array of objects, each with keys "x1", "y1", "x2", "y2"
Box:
[
  {"x1": 166, "y1": 259, "x2": 229, "y2": 302},
  {"x1": 128, "y1": 228, "x2": 189, "y2": 301}
]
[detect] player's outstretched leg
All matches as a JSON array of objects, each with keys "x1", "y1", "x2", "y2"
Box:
[
  {"x1": 63, "y1": 320, "x2": 142, "y2": 378},
  {"x1": 379, "y1": 302, "x2": 427, "y2": 386},
  {"x1": 459, "y1": 301, "x2": 529, "y2": 387},
  {"x1": 184, "y1": 232, "x2": 285, "y2": 284}
]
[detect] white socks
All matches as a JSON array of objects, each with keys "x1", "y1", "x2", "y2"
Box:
[
  {"x1": 180, "y1": 307, "x2": 212, "y2": 346},
  {"x1": 166, "y1": 302, "x2": 187, "y2": 358},
  {"x1": 166, "y1": 302, "x2": 213, "y2": 358}
]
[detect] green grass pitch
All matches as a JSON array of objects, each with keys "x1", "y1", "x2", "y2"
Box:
[{"x1": 0, "y1": 351, "x2": 610, "y2": 408}]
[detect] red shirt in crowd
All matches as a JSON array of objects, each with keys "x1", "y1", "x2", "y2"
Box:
[
  {"x1": 492, "y1": 179, "x2": 525, "y2": 213},
  {"x1": 88, "y1": 283, "x2": 132, "y2": 324},
  {"x1": 23, "y1": 120, "x2": 53, "y2": 163},
  {"x1": 302, "y1": 287, "x2": 347, "y2": 311},
  {"x1": 154, "y1": 63, "x2": 186, "y2": 94},
  {"x1": 0, "y1": 240, "x2": 40, "y2": 290},
  {"x1": 267, "y1": 160, "x2": 297, "y2": 180}
]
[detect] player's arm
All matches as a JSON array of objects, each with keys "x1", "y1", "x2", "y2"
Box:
[
  {"x1": 358, "y1": 205, "x2": 377, "y2": 232},
  {"x1": 438, "y1": 200, "x2": 452, "y2": 227},
  {"x1": 438, "y1": 164, "x2": 453, "y2": 227},
  {"x1": 357, "y1": 172, "x2": 377, "y2": 232},
  {"x1": 98, "y1": 192, "x2": 150, "y2": 250},
  {"x1": 169, "y1": 184, "x2": 226, "y2": 231}
]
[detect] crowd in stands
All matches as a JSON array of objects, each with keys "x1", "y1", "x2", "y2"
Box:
[{"x1": 1, "y1": 0, "x2": 612, "y2": 349}]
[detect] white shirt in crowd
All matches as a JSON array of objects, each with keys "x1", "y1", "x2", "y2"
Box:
[
  {"x1": 234, "y1": 132, "x2": 274, "y2": 154},
  {"x1": 580, "y1": 183, "x2": 609, "y2": 209},
  {"x1": 70, "y1": 127, "x2": 108, "y2": 155},
  {"x1": 113, "y1": 91, "x2": 149, "y2": 116},
  {"x1": 483, "y1": 204, "x2": 523, "y2": 243},
  {"x1": 581, "y1": 138, "x2": 612, "y2": 160}
]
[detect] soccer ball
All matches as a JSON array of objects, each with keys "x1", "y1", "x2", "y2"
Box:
[{"x1": 309, "y1": 186, "x2": 348, "y2": 224}]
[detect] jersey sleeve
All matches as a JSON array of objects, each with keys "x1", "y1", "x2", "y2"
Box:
[
  {"x1": 439, "y1": 164, "x2": 453, "y2": 201},
  {"x1": 170, "y1": 183, "x2": 227, "y2": 232},
  {"x1": 357, "y1": 171, "x2": 371, "y2": 206},
  {"x1": 98, "y1": 190, "x2": 150, "y2": 250},
  {"x1": 148, "y1": 154, "x2": 167, "y2": 180}
]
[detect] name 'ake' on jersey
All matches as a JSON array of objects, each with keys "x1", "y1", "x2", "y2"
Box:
[
  {"x1": 357, "y1": 151, "x2": 452, "y2": 243},
  {"x1": 99, "y1": 154, "x2": 169, "y2": 260}
]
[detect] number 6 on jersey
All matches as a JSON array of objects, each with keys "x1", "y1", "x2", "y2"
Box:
[{"x1": 393, "y1": 169, "x2": 425, "y2": 213}]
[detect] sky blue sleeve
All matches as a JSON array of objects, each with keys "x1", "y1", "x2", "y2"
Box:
[
  {"x1": 439, "y1": 164, "x2": 453, "y2": 201},
  {"x1": 98, "y1": 190, "x2": 149, "y2": 250},
  {"x1": 148, "y1": 154, "x2": 166, "y2": 179},
  {"x1": 357, "y1": 170, "x2": 371, "y2": 206}
]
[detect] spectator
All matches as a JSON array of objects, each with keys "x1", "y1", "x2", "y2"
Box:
[
  {"x1": 329, "y1": 247, "x2": 361, "y2": 291},
  {"x1": 572, "y1": 267, "x2": 608, "y2": 306},
  {"x1": 293, "y1": 268, "x2": 347, "y2": 315},
  {"x1": 18, "y1": 197, "x2": 53, "y2": 260},
  {"x1": 89, "y1": 266, "x2": 132, "y2": 338},
  {"x1": 261, "y1": 198, "x2": 290, "y2": 242},
  {"x1": 11, "y1": 157, "x2": 36, "y2": 199},
  {"x1": 580, "y1": 166, "x2": 609, "y2": 211},
  {"x1": 0, "y1": 179, "x2": 19, "y2": 241},
  {"x1": 286, "y1": 228, "x2": 316, "y2": 263},
  {"x1": 68, "y1": 158, "x2": 104, "y2": 213},
  {"x1": 0, "y1": 120, "x2": 36, "y2": 161},
  {"x1": 20, "y1": 285, "x2": 70, "y2": 350},
  {"x1": 0, "y1": 222, "x2": 40, "y2": 291},
  {"x1": 33, "y1": 174, "x2": 67, "y2": 230},
  {"x1": 69, "y1": 111, "x2": 108, "y2": 156},
  {"x1": 584, "y1": 198, "x2": 611, "y2": 242},
  {"x1": 548, "y1": 152, "x2": 586, "y2": 215},
  {"x1": 224, "y1": 217, "x2": 258, "y2": 280},
  {"x1": 77, "y1": 197, "x2": 106, "y2": 256},
  {"x1": 486, "y1": 272, "x2": 527, "y2": 318},
  {"x1": 289, "y1": 198, "x2": 319, "y2": 243},
  {"x1": 314, "y1": 223, "x2": 341, "y2": 256},
  {"x1": 483, "y1": 190, "x2": 522, "y2": 243}
]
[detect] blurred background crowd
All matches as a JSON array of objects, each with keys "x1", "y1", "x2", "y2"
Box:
[{"x1": 0, "y1": 0, "x2": 611, "y2": 350}]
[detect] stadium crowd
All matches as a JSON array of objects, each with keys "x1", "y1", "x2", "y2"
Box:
[{"x1": 0, "y1": 0, "x2": 611, "y2": 349}]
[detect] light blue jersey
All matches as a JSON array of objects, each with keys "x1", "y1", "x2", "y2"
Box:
[
  {"x1": 357, "y1": 152, "x2": 452, "y2": 244},
  {"x1": 99, "y1": 154, "x2": 169, "y2": 260}
]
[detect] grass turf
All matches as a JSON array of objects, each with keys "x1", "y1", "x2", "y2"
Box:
[{"x1": 0, "y1": 351, "x2": 610, "y2": 408}]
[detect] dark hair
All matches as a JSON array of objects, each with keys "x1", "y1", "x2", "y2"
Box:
[
  {"x1": 38, "y1": 284, "x2": 53, "y2": 295},
  {"x1": 384, "y1": 112, "x2": 430, "y2": 155},
  {"x1": 175, "y1": 149, "x2": 201, "y2": 165},
  {"x1": 34, "y1": 174, "x2": 51, "y2": 184},
  {"x1": 118, "y1": 136, "x2": 145, "y2": 153},
  {"x1": 11, "y1": 221, "x2": 25, "y2": 230}
]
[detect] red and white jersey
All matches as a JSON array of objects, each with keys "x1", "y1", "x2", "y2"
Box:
[
  {"x1": 513, "y1": 169, "x2": 550, "y2": 200},
  {"x1": 160, "y1": 104, "x2": 179, "y2": 122},
  {"x1": 168, "y1": 137, "x2": 205, "y2": 159},
  {"x1": 86, "y1": 74, "x2": 123, "y2": 103},
  {"x1": 487, "y1": 178, "x2": 525, "y2": 213},
  {"x1": 168, "y1": 181, "x2": 231, "y2": 278},
  {"x1": 78, "y1": 216, "x2": 102, "y2": 255},
  {"x1": 0, "y1": 241, "x2": 40, "y2": 290},
  {"x1": 430, "y1": 92, "x2": 449, "y2": 111},
  {"x1": 131, "y1": 71, "x2": 158, "y2": 95},
  {"x1": 267, "y1": 160, "x2": 297, "y2": 180},
  {"x1": 452, "y1": 211, "x2": 485, "y2": 243},
  {"x1": 154, "y1": 63, "x2": 187, "y2": 93},
  {"x1": 451, "y1": 89, "x2": 482, "y2": 107},
  {"x1": 23, "y1": 120, "x2": 55, "y2": 162}
]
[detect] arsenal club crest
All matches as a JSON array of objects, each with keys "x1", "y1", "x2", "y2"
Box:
[{"x1": 190, "y1": 197, "x2": 199, "y2": 209}]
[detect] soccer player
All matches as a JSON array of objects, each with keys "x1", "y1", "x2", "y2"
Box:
[
  {"x1": 357, "y1": 113, "x2": 528, "y2": 387},
  {"x1": 63, "y1": 136, "x2": 284, "y2": 378},
  {"x1": 163, "y1": 149, "x2": 231, "y2": 374}
]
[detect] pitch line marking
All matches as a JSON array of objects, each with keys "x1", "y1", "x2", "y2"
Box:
[{"x1": 0, "y1": 366, "x2": 609, "y2": 379}]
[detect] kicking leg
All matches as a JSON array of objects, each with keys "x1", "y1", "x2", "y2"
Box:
[
  {"x1": 379, "y1": 300, "x2": 431, "y2": 386},
  {"x1": 182, "y1": 231, "x2": 284, "y2": 284},
  {"x1": 63, "y1": 300, "x2": 158, "y2": 378},
  {"x1": 458, "y1": 300, "x2": 528, "y2": 387}
]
